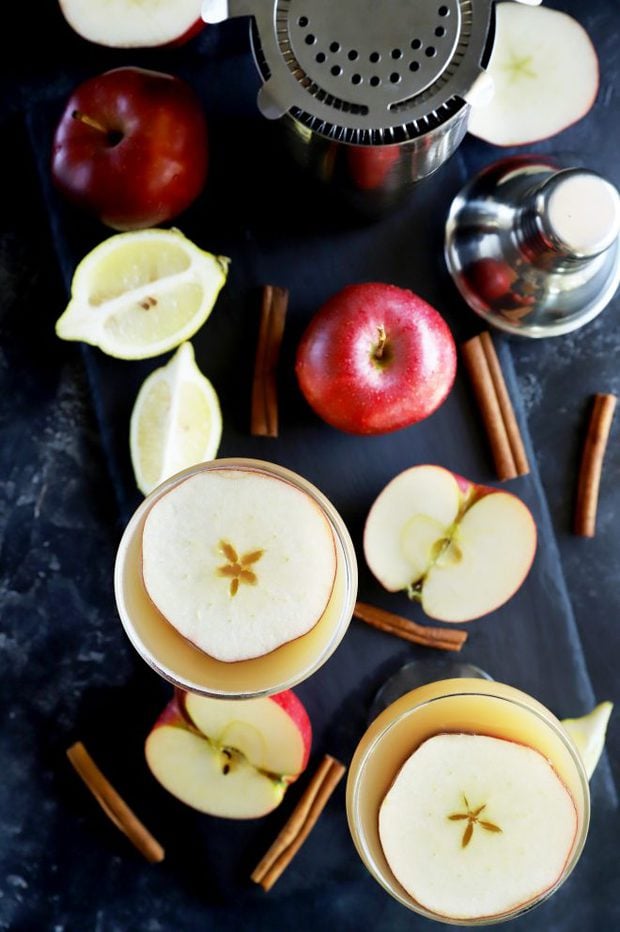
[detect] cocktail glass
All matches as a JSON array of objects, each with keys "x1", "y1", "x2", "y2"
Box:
[
  {"x1": 346, "y1": 673, "x2": 590, "y2": 925},
  {"x1": 114, "y1": 458, "x2": 357, "y2": 698}
]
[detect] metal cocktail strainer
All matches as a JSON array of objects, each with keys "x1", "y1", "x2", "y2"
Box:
[{"x1": 202, "y1": 0, "x2": 525, "y2": 209}]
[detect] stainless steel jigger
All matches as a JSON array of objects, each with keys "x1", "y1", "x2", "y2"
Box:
[{"x1": 445, "y1": 157, "x2": 620, "y2": 337}]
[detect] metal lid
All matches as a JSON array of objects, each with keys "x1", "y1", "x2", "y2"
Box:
[
  {"x1": 541, "y1": 170, "x2": 620, "y2": 259},
  {"x1": 203, "y1": 0, "x2": 496, "y2": 143}
]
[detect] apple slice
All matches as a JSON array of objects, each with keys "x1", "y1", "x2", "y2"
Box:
[
  {"x1": 363, "y1": 465, "x2": 536, "y2": 622},
  {"x1": 379, "y1": 733, "x2": 578, "y2": 921},
  {"x1": 468, "y1": 3, "x2": 599, "y2": 147},
  {"x1": 145, "y1": 690, "x2": 311, "y2": 817},
  {"x1": 58, "y1": 0, "x2": 204, "y2": 48},
  {"x1": 141, "y1": 469, "x2": 337, "y2": 661},
  {"x1": 182, "y1": 689, "x2": 311, "y2": 778}
]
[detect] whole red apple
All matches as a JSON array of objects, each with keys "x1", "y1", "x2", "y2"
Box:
[
  {"x1": 51, "y1": 66, "x2": 208, "y2": 230},
  {"x1": 295, "y1": 283, "x2": 457, "y2": 434}
]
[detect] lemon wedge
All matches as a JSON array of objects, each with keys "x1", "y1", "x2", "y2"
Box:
[
  {"x1": 130, "y1": 342, "x2": 222, "y2": 496},
  {"x1": 55, "y1": 228, "x2": 229, "y2": 359},
  {"x1": 561, "y1": 701, "x2": 613, "y2": 779}
]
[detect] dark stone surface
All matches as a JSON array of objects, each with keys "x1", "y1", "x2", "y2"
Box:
[{"x1": 0, "y1": 2, "x2": 618, "y2": 930}]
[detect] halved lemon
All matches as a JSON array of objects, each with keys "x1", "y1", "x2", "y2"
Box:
[
  {"x1": 130, "y1": 342, "x2": 222, "y2": 496},
  {"x1": 561, "y1": 701, "x2": 613, "y2": 779},
  {"x1": 55, "y1": 228, "x2": 229, "y2": 359}
]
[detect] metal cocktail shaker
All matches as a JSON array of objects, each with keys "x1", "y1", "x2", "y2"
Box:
[
  {"x1": 445, "y1": 157, "x2": 620, "y2": 337},
  {"x1": 201, "y1": 0, "x2": 533, "y2": 211}
]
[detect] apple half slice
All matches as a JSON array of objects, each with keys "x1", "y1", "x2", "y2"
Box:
[
  {"x1": 145, "y1": 689, "x2": 311, "y2": 818},
  {"x1": 363, "y1": 465, "x2": 536, "y2": 622},
  {"x1": 379, "y1": 733, "x2": 578, "y2": 921},
  {"x1": 141, "y1": 469, "x2": 337, "y2": 661},
  {"x1": 58, "y1": 0, "x2": 204, "y2": 48}
]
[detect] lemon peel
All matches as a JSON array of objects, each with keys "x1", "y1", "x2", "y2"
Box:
[{"x1": 561, "y1": 701, "x2": 613, "y2": 779}]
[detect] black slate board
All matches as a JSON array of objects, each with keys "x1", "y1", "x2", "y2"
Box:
[{"x1": 27, "y1": 22, "x2": 617, "y2": 932}]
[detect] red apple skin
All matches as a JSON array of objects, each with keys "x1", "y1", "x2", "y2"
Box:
[
  {"x1": 450, "y1": 469, "x2": 495, "y2": 503},
  {"x1": 168, "y1": 19, "x2": 205, "y2": 47},
  {"x1": 295, "y1": 283, "x2": 457, "y2": 435},
  {"x1": 269, "y1": 690, "x2": 312, "y2": 775},
  {"x1": 153, "y1": 694, "x2": 188, "y2": 731},
  {"x1": 51, "y1": 67, "x2": 208, "y2": 231}
]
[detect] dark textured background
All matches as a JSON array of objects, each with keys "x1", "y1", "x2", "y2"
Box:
[{"x1": 1, "y1": 2, "x2": 618, "y2": 930}]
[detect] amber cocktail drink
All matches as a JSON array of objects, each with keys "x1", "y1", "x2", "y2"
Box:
[
  {"x1": 347, "y1": 678, "x2": 589, "y2": 925},
  {"x1": 114, "y1": 458, "x2": 357, "y2": 698}
]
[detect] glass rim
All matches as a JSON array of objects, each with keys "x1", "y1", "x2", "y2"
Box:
[
  {"x1": 114, "y1": 457, "x2": 358, "y2": 699},
  {"x1": 347, "y1": 685, "x2": 591, "y2": 926}
]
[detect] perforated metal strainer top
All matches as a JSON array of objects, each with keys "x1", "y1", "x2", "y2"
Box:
[{"x1": 203, "y1": 0, "x2": 496, "y2": 144}]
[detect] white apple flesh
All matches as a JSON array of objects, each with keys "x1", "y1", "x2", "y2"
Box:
[
  {"x1": 363, "y1": 465, "x2": 536, "y2": 622},
  {"x1": 183, "y1": 689, "x2": 311, "y2": 777},
  {"x1": 141, "y1": 469, "x2": 337, "y2": 661},
  {"x1": 58, "y1": 0, "x2": 204, "y2": 48},
  {"x1": 145, "y1": 690, "x2": 311, "y2": 818},
  {"x1": 379, "y1": 733, "x2": 578, "y2": 921},
  {"x1": 146, "y1": 723, "x2": 286, "y2": 819},
  {"x1": 468, "y1": 3, "x2": 599, "y2": 147}
]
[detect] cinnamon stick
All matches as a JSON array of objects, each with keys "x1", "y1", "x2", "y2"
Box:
[
  {"x1": 251, "y1": 285, "x2": 288, "y2": 437},
  {"x1": 573, "y1": 393, "x2": 617, "y2": 537},
  {"x1": 66, "y1": 742, "x2": 165, "y2": 863},
  {"x1": 251, "y1": 754, "x2": 346, "y2": 892},
  {"x1": 354, "y1": 601, "x2": 468, "y2": 652},
  {"x1": 461, "y1": 333, "x2": 529, "y2": 481},
  {"x1": 479, "y1": 331, "x2": 530, "y2": 476}
]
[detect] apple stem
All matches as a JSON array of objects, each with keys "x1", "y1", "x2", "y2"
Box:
[
  {"x1": 71, "y1": 109, "x2": 110, "y2": 135},
  {"x1": 374, "y1": 325, "x2": 387, "y2": 360}
]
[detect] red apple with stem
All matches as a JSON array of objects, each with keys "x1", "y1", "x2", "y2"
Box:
[
  {"x1": 295, "y1": 283, "x2": 457, "y2": 434},
  {"x1": 51, "y1": 67, "x2": 208, "y2": 231}
]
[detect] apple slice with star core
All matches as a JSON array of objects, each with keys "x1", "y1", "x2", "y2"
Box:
[
  {"x1": 141, "y1": 468, "x2": 337, "y2": 661},
  {"x1": 379, "y1": 733, "x2": 578, "y2": 921},
  {"x1": 145, "y1": 690, "x2": 311, "y2": 818},
  {"x1": 364, "y1": 465, "x2": 536, "y2": 622},
  {"x1": 467, "y1": 3, "x2": 599, "y2": 147}
]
